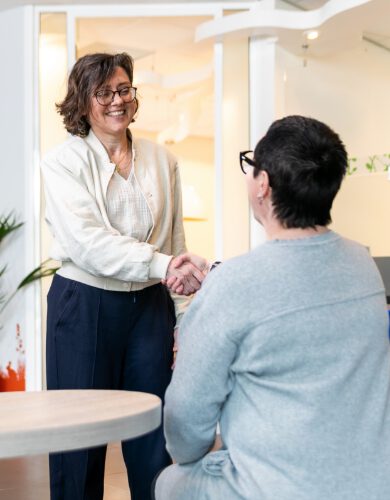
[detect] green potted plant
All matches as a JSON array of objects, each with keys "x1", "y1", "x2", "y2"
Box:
[{"x1": 0, "y1": 212, "x2": 57, "y2": 327}]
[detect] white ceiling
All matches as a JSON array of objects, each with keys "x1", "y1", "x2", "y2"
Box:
[
  {"x1": 282, "y1": 0, "x2": 328, "y2": 9},
  {"x1": 0, "y1": 0, "x2": 332, "y2": 12},
  {"x1": 1, "y1": 0, "x2": 238, "y2": 9}
]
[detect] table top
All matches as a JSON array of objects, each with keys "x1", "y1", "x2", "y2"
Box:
[{"x1": 0, "y1": 390, "x2": 161, "y2": 459}]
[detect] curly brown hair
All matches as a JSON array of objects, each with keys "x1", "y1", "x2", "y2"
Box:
[{"x1": 56, "y1": 52, "x2": 137, "y2": 137}]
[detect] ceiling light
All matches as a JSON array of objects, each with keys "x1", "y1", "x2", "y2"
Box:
[{"x1": 304, "y1": 30, "x2": 319, "y2": 40}]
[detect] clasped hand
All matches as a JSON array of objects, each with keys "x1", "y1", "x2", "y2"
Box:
[{"x1": 164, "y1": 253, "x2": 209, "y2": 295}]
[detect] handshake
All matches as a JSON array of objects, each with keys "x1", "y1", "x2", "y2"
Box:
[{"x1": 164, "y1": 253, "x2": 210, "y2": 296}]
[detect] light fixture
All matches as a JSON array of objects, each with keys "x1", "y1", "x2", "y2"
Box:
[
  {"x1": 182, "y1": 185, "x2": 207, "y2": 221},
  {"x1": 303, "y1": 30, "x2": 319, "y2": 41}
]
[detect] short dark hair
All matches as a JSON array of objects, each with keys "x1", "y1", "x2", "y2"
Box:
[
  {"x1": 253, "y1": 115, "x2": 347, "y2": 228},
  {"x1": 56, "y1": 52, "x2": 136, "y2": 137}
]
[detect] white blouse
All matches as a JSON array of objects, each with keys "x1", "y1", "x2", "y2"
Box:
[{"x1": 106, "y1": 166, "x2": 153, "y2": 243}]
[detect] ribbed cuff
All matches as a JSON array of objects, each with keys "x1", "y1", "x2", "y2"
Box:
[{"x1": 149, "y1": 252, "x2": 173, "y2": 279}]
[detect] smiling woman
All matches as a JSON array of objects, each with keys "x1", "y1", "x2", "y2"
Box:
[{"x1": 40, "y1": 52, "x2": 207, "y2": 500}]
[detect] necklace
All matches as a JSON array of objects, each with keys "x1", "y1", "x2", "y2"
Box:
[
  {"x1": 115, "y1": 160, "x2": 130, "y2": 173},
  {"x1": 111, "y1": 142, "x2": 130, "y2": 172}
]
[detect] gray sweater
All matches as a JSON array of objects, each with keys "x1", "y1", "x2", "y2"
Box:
[{"x1": 156, "y1": 231, "x2": 390, "y2": 500}]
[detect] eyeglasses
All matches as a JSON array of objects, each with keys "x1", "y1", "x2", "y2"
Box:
[
  {"x1": 239, "y1": 150, "x2": 256, "y2": 174},
  {"x1": 94, "y1": 86, "x2": 137, "y2": 106}
]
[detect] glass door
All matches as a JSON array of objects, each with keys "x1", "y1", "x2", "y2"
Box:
[{"x1": 36, "y1": 4, "x2": 224, "y2": 388}]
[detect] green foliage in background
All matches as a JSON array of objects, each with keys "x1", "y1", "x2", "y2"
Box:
[
  {"x1": 347, "y1": 157, "x2": 358, "y2": 175},
  {"x1": 347, "y1": 154, "x2": 390, "y2": 175},
  {"x1": 0, "y1": 213, "x2": 58, "y2": 325}
]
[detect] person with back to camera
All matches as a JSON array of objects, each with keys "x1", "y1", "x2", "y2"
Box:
[
  {"x1": 41, "y1": 52, "x2": 208, "y2": 500},
  {"x1": 154, "y1": 115, "x2": 390, "y2": 500}
]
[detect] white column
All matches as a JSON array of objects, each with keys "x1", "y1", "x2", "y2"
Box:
[
  {"x1": 221, "y1": 38, "x2": 250, "y2": 260},
  {"x1": 249, "y1": 35, "x2": 277, "y2": 249},
  {"x1": 66, "y1": 11, "x2": 76, "y2": 71},
  {"x1": 214, "y1": 40, "x2": 224, "y2": 261},
  {"x1": 0, "y1": 6, "x2": 37, "y2": 390}
]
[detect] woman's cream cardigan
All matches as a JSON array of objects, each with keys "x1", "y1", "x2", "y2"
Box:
[{"x1": 41, "y1": 130, "x2": 189, "y2": 324}]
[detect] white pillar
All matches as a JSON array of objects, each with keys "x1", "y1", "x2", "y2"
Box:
[
  {"x1": 0, "y1": 6, "x2": 37, "y2": 390},
  {"x1": 249, "y1": 35, "x2": 277, "y2": 249},
  {"x1": 214, "y1": 40, "x2": 224, "y2": 261},
  {"x1": 221, "y1": 38, "x2": 250, "y2": 260}
]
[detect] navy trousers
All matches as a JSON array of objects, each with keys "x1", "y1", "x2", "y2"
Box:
[{"x1": 46, "y1": 274, "x2": 175, "y2": 500}]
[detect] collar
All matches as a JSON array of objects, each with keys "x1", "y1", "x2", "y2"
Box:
[{"x1": 84, "y1": 129, "x2": 136, "y2": 173}]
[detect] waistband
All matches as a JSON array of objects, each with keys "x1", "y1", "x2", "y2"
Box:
[{"x1": 57, "y1": 261, "x2": 159, "y2": 292}]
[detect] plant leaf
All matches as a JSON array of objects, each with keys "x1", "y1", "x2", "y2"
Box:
[
  {"x1": 16, "y1": 259, "x2": 59, "y2": 290},
  {"x1": 0, "y1": 213, "x2": 23, "y2": 244}
]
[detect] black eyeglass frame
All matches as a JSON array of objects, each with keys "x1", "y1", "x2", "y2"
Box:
[
  {"x1": 239, "y1": 150, "x2": 256, "y2": 174},
  {"x1": 94, "y1": 86, "x2": 137, "y2": 106}
]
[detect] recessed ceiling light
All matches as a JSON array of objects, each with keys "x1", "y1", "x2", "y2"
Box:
[{"x1": 304, "y1": 30, "x2": 319, "y2": 40}]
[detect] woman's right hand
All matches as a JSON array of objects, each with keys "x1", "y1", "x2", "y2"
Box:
[{"x1": 165, "y1": 253, "x2": 208, "y2": 295}]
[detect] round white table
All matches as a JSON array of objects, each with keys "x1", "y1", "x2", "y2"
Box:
[{"x1": 0, "y1": 390, "x2": 161, "y2": 459}]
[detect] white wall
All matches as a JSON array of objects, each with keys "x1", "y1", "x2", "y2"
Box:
[
  {"x1": 332, "y1": 173, "x2": 390, "y2": 255},
  {"x1": 0, "y1": 6, "x2": 37, "y2": 390},
  {"x1": 276, "y1": 41, "x2": 390, "y2": 156},
  {"x1": 275, "y1": 41, "x2": 390, "y2": 254}
]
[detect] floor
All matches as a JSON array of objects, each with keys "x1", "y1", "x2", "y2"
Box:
[{"x1": 0, "y1": 442, "x2": 131, "y2": 499}]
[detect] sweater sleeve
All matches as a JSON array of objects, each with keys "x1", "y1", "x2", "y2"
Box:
[
  {"x1": 41, "y1": 147, "x2": 166, "y2": 282},
  {"x1": 163, "y1": 268, "x2": 238, "y2": 463}
]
